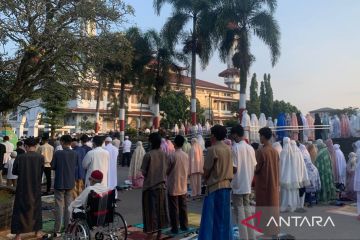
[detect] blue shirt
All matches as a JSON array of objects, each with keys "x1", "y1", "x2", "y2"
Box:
[
  {"x1": 73, "y1": 146, "x2": 86, "y2": 181},
  {"x1": 51, "y1": 147, "x2": 77, "y2": 190}
]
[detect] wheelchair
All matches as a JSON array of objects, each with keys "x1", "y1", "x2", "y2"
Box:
[{"x1": 64, "y1": 189, "x2": 128, "y2": 240}]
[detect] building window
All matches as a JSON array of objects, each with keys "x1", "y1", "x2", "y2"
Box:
[
  {"x1": 213, "y1": 91, "x2": 219, "y2": 96},
  {"x1": 81, "y1": 89, "x2": 92, "y2": 100},
  {"x1": 222, "y1": 102, "x2": 226, "y2": 111},
  {"x1": 94, "y1": 90, "x2": 104, "y2": 101},
  {"x1": 131, "y1": 95, "x2": 138, "y2": 104}
]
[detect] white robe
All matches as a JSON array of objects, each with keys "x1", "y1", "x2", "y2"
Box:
[
  {"x1": 259, "y1": 113, "x2": 267, "y2": 128},
  {"x1": 301, "y1": 114, "x2": 309, "y2": 142},
  {"x1": 334, "y1": 144, "x2": 346, "y2": 185},
  {"x1": 105, "y1": 143, "x2": 119, "y2": 190},
  {"x1": 241, "y1": 110, "x2": 251, "y2": 140},
  {"x1": 280, "y1": 138, "x2": 310, "y2": 212},
  {"x1": 250, "y1": 114, "x2": 260, "y2": 143},
  {"x1": 354, "y1": 141, "x2": 360, "y2": 192},
  {"x1": 83, "y1": 147, "x2": 110, "y2": 187}
]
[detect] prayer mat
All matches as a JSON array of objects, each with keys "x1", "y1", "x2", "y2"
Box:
[{"x1": 326, "y1": 203, "x2": 358, "y2": 217}]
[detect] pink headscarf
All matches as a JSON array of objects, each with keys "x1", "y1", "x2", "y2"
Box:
[
  {"x1": 340, "y1": 114, "x2": 350, "y2": 138},
  {"x1": 325, "y1": 139, "x2": 339, "y2": 183}
]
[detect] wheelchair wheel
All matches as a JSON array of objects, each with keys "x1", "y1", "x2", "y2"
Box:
[
  {"x1": 64, "y1": 219, "x2": 91, "y2": 240},
  {"x1": 107, "y1": 212, "x2": 128, "y2": 240}
]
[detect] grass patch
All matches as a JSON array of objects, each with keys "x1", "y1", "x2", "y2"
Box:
[{"x1": 0, "y1": 190, "x2": 13, "y2": 205}]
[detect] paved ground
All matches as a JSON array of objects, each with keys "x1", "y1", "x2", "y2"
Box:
[
  {"x1": 116, "y1": 167, "x2": 360, "y2": 240},
  {"x1": 1, "y1": 166, "x2": 359, "y2": 240}
]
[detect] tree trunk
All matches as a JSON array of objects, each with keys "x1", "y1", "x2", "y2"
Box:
[
  {"x1": 50, "y1": 126, "x2": 56, "y2": 140},
  {"x1": 119, "y1": 80, "x2": 125, "y2": 142},
  {"x1": 153, "y1": 95, "x2": 160, "y2": 131},
  {"x1": 139, "y1": 102, "x2": 143, "y2": 129},
  {"x1": 190, "y1": 15, "x2": 197, "y2": 126},
  {"x1": 94, "y1": 80, "x2": 102, "y2": 134},
  {"x1": 239, "y1": 67, "x2": 248, "y2": 122}
]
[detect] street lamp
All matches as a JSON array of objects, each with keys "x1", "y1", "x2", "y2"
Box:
[{"x1": 206, "y1": 93, "x2": 212, "y2": 124}]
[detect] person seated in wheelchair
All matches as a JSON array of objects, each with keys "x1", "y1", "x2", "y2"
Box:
[{"x1": 68, "y1": 170, "x2": 114, "y2": 226}]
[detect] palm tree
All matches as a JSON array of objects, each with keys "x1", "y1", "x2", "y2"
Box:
[
  {"x1": 92, "y1": 32, "x2": 133, "y2": 140},
  {"x1": 144, "y1": 29, "x2": 186, "y2": 130},
  {"x1": 154, "y1": 0, "x2": 217, "y2": 126},
  {"x1": 215, "y1": 0, "x2": 280, "y2": 120}
]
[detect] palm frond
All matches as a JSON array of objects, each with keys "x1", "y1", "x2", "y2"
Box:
[
  {"x1": 153, "y1": 0, "x2": 168, "y2": 15},
  {"x1": 250, "y1": 10, "x2": 280, "y2": 66},
  {"x1": 162, "y1": 11, "x2": 190, "y2": 49}
]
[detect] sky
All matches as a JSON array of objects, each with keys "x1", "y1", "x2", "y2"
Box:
[{"x1": 124, "y1": 0, "x2": 360, "y2": 114}]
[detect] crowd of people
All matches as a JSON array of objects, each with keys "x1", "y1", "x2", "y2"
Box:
[
  {"x1": 1, "y1": 120, "x2": 360, "y2": 240},
  {"x1": 0, "y1": 134, "x2": 121, "y2": 240}
]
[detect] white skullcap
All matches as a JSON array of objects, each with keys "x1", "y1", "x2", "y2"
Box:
[
  {"x1": 105, "y1": 137, "x2": 112, "y2": 142},
  {"x1": 125, "y1": 136, "x2": 129, "y2": 139}
]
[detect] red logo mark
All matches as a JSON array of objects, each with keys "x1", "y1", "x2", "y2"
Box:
[{"x1": 241, "y1": 211, "x2": 263, "y2": 233}]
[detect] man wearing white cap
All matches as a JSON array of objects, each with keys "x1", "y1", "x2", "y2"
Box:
[
  {"x1": 122, "y1": 136, "x2": 132, "y2": 167},
  {"x1": 104, "y1": 137, "x2": 119, "y2": 189}
]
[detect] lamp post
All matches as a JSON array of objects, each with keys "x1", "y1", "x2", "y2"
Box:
[{"x1": 208, "y1": 93, "x2": 212, "y2": 124}]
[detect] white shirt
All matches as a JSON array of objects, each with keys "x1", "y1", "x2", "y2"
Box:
[
  {"x1": 231, "y1": 140, "x2": 257, "y2": 194},
  {"x1": 122, "y1": 140, "x2": 132, "y2": 153},
  {"x1": 68, "y1": 183, "x2": 109, "y2": 214},
  {"x1": 5, "y1": 158, "x2": 18, "y2": 180},
  {"x1": 2, "y1": 141, "x2": 14, "y2": 164},
  {"x1": 104, "y1": 143, "x2": 119, "y2": 189},
  {"x1": 83, "y1": 147, "x2": 110, "y2": 187}
]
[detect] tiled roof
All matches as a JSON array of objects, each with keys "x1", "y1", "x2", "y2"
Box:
[
  {"x1": 218, "y1": 68, "x2": 240, "y2": 77},
  {"x1": 169, "y1": 75, "x2": 237, "y2": 92}
]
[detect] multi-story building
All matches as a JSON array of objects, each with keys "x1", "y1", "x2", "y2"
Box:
[
  {"x1": 9, "y1": 73, "x2": 240, "y2": 137},
  {"x1": 65, "y1": 74, "x2": 239, "y2": 133}
]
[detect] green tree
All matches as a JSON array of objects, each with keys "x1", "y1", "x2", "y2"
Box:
[
  {"x1": 160, "y1": 91, "x2": 190, "y2": 128},
  {"x1": 79, "y1": 120, "x2": 95, "y2": 132},
  {"x1": 143, "y1": 30, "x2": 185, "y2": 130},
  {"x1": 215, "y1": 0, "x2": 280, "y2": 119},
  {"x1": 0, "y1": 0, "x2": 133, "y2": 116},
  {"x1": 272, "y1": 100, "x2": 299, "y2": 118},
  {"x1": 154, "y1": 0, "x2": 217, "y2": 126},
  {"x1": 159, "y1": 91, "x2": 205, "y2": 128},
  {"x1": 260, "y1": 80, "x2": 267, "y2": 115},
  {"x1": 265, "y1": 73, "x2": 274, "y2": 116},
  {"x1": 40, "y1": 81, "x2": 71, "y2": 139},
  {"x1": 247, "y1": 73, "x2": 260, "y2": 115},
  {"x1": 90, "y1": 32, "x2": 134, "y2": 134}
]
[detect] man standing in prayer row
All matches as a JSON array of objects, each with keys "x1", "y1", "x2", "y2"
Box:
[
  {"x1": 71, "y1": 138, "x2": 86, "y2": 198},
  {"x1": 38, "y1": 135, "x2": 54, "y2": 194},
  {"x1": 80, "y1": 134, "x2": 92, "y2": 154},
  {"x1": 122, "y1": 136, "x2": 132, "y2": 167},
  {"x1": 315, "y1": 140, "x2": 336, "y2": 203},
  {"x1": 198, "y1": 125, "x2": 233, "y2": 240},
  {"x1": 230, "y1": 125, "x2": 257, "y2": 240},
  {"x1": 167, "y1": 135, "x2": 189, "y2": 234},
  {"x1": 105, "y1": 137, "x2": 119, "y2": 190},
  {"x1": 255, "y1": 127, "x2": 280, "y2": 238},
  {"x1": 141, "y1": 133, "x2": 168, "y2": 239},
  {"x1": 83, "y1": 136, "x2": 109, "y2": 187},
  {"x1": 11, "y1": 138, "x2": 44, "y2": 240},
  {"x1": 15, "y1": 141, "x2": 25, "y2": 155},
  {"x1": 52, "y1": 135, "x2": 77, "y2": 237}
]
